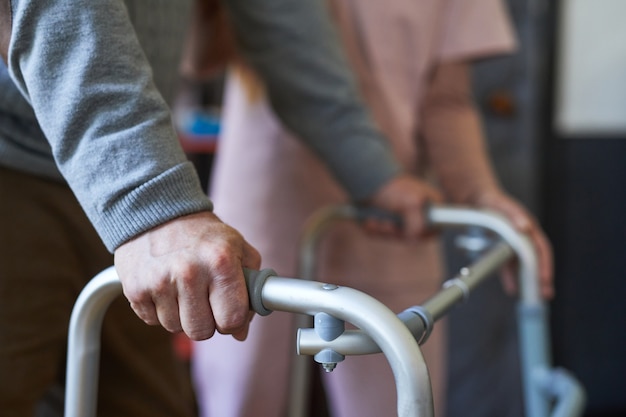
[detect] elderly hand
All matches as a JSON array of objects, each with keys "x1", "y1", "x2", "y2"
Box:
[
  {"x1": 473, "y1": 190, "x2": 554, "y2": 300},
  {"x1": 364, "y1": 173, "x2": 443, "y2": 239},
  {"x1": 114, "y1": 211, "x2": 261, "y2": 341}
]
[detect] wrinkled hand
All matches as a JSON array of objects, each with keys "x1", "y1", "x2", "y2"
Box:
[
  {"x1": 114, "y1": 211, "x2": 262, "y2": 341},
  {"x1": 473, "y1": 190, "x2": 554, "y2": 300},
  {"x1": 364, "y1": 174, "x2": 443, "y2": 239}
]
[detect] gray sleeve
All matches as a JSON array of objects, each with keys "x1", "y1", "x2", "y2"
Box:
[
  {"x1": 223, "y1": 0, "x2": 402, "y2": 201},
  {"x1": 7, "y1": 0, "x2": 211, "y2": 252}
]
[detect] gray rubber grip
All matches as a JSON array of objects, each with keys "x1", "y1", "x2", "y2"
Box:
[
  {"x1": 354, "y1": 206, "x2": 403, "y2": 227},
  {"x1": 354, "y1": 204, "x2": 436, "y2": 230},
  {"x1": 243, "y1": 268, "x2": 276, "y2": 316}
]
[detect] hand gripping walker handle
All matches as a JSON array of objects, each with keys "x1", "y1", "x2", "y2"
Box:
[
  {"x1": 66, "y1": 266, "x2": 433, "y2": 416},
  {"x1": 65, "y1": 267, "x2": 276, "y2": 417}
]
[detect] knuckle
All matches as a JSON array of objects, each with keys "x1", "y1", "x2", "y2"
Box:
[
  {"x1": 210, "y1": 249, "x2": 238, "y2": 277},
  {"x1": 150, "y1": 277, "x2": 173, "y2": 298},
  {"x1": 210, "y1": 244, "x2": 231, "y2": 263},
  {"x1": 176, "y1": 265, "x2": 201, "y2": 291},
  {"x1": 171, "y1": 259, "x2": 197, "y2": 280},
  {"x1": 170, "y1": 259, "x2": 204, "y2": 291},
  {"x1": 124, "y1": 287, "x2": 151, "y2": 306}
]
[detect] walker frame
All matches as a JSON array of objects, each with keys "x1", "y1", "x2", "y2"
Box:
[{"x1": 64, "y1": 205, "x2": 585, "y2": 417}]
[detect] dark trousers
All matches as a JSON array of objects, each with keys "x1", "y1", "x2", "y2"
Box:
[{"x1": 0, "y1": 166, "x2": 196, "y2": 417}]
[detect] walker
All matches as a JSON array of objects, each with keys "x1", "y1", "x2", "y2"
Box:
[{"x1": 64, "y1": 205, "x2": 586, "y2": 417}]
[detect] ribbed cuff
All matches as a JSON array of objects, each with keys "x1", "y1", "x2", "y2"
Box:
[{"x1": 94, "y1": 162, "x2": 213, "y2": 252}]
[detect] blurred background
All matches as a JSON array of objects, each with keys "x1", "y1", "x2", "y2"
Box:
[
  {"x1": 174, "y1": 1, "x2": 626, "y2": 416},
  {"x1": 446, "y1": 1, "x2": 626, "y2": 416}
]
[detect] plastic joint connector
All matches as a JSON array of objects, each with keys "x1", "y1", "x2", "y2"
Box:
[{"x1": 402, "y1": 305, "x2": 434, "y2": 345}]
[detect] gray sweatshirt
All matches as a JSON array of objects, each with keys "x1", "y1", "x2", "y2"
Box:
[{"x1": 0, "y1": 0, "x2": 401, "y2": 252}]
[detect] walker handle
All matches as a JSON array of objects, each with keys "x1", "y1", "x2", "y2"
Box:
[
  {"x1": 354, "y1": 204, "x2": 446, "y2": 233},
  {"x1": 353, "y1": 205, "x2": 404, "y2": 228},
  {"x1": 243, "y1": 268, "x2": 276, "y2": 316}
]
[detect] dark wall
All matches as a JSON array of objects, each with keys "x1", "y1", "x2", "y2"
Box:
[
  {"x1": 543, "y1": 2, "x2": 626, "y2": 416},
  {"x1": 449, "y1": 1, "x2": 626, "y2": 416},
  {"x1": 546, "y1": 139, "x2": 626, "y2": 416}
]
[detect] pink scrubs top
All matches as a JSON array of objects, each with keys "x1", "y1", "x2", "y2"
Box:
[{"x1": 192, "y1": 1, "x2": 516, "y2": 416}]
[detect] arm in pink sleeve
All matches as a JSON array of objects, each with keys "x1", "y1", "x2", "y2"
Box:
[
  {"x1": 420, "y1": 62, "x2": 500, "y2": 204},
  {"x1": 420, "y1": 62, "x2": 554, "y2": 298}
]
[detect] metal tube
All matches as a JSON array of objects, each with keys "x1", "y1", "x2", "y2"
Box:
[
  {"x1": 262, "y1": 276, "x2": 433, "y2": 417},
  {"x1": 297, "y1": 243, "x2": 513, "y2": 356},
  {"x1": 427, "y1": 206, "x2": 541, "y2": 305},
  {"x1": 517, "y1": 303, "x2": 552, "y2": 417},
  {"x1": 423, "y1": 242, "x2": 514, "y2": 320},
  {"x1": 298, "y1": 204, "x2": 357, "y2": 282},
  {"x1": 536, "y1": 368, "x2": 586, "y2": 417},
  {"x1": 297, "y1": 204, "x2": 541, "y2": 304},
  {"x1": 64, "y1": 267, "x2": 122, "y2": 417},
  {"x1": 427, "y1": 206, "x2": 585, "y2": 416},
  {"x1": 427, "y1": 206, "x2": 554, "y2": 416}
]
